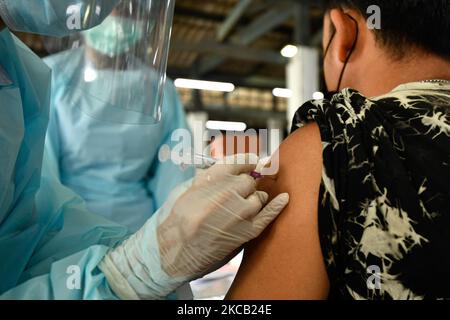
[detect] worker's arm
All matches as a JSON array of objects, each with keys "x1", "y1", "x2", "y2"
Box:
[
  {"x1": 43, "y1": 98, "x2": 63, "y2": 180},
  {"x1": 0, "y1": 171, "x2": 126, "y2": 300},
  {"x1": 0, "y1": 35, "x2": 128, "y2": 300},
  {"x1": 3, "y1": 67, "x2": 133, "y2": 300},
  {"x1": 0, "y1": 166, "x2": 129, "y2": 299},
  {"x1": 226, "y1": 123, "x2": 330, "y2": 299}
]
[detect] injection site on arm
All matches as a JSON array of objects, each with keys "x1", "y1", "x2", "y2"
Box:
[{"x1": 227, "y1": 123, "x2": 330, "y2": 300}]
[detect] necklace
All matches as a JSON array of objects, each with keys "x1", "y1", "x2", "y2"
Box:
[{"x1": 421, "y1": 79, "x2": 450, "y2": 84}]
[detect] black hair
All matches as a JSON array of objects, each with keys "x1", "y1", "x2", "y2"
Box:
[{"x1": 326, "y1": 0, "x2": 450, "y2": 60}]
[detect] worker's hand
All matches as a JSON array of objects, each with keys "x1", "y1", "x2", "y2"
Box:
[
  {"x1": 158, "y1": 153, "x2": 289, "y2": 278},
  {"x1": 100, "y1": 154, "x2": 289, "y2": 300}
]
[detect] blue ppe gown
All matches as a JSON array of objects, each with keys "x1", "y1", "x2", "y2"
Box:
[
  {"x1": 44, "y1": 48, "x2": 194, "y2": 232},
  {"x1": 0, "y1": 28, "x2": 152, "y2": 299},
  {"x1": 0, "y1": 0, "x2": 120, "y2": 37}
]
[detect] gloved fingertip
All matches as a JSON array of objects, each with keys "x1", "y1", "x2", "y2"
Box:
[
  {"x1": 276, "y1": 193, "x2": 290, "y2": 205},
  {"x1": 255, "y1": 191, "x2": 269, "y2": 204},
  {"x1": 263, "y1": 193, "x2": 289, "y2": 214}
]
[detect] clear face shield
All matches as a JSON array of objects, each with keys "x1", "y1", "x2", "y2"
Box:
[{"x1": 44, "y1": 0, "x2": 175, "y2": 124}]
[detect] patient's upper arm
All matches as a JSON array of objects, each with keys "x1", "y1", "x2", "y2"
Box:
[{"x1": 226, "y1": 122, "x2": 330, "y2": 299}]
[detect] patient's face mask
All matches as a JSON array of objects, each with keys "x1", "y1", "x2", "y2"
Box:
[{"x1": 83, "y1": 15, "x2": 146, "y2": 58}]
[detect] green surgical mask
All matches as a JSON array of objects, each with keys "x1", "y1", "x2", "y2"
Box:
[{"x1": 83, "y1": 15, "x2": 145, "y2": 57}]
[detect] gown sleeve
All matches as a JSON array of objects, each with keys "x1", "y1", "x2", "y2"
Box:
[
  {"x1": 0, "y1": 136, "x2": 130, "y2": 300},
  {"x1": 146, "y1": 79, "x2": 195, "y2": 210},
  {"x1": 0, "y1": 31, "x2": 129, "y2": 299}
]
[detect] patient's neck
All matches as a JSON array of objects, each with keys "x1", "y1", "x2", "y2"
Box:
[{"x1": 354, "y1": 49, "x2": 450, "y2": 97}]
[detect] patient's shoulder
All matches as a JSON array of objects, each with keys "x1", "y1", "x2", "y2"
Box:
[
  {"x1": 227, "y1": 122, "x2": 329, "y2": 300},
  {"x1": 258, "y1": 122, "x2": 322, "y2": 202},
  {"x1": 284, "y1": 121, "x2": 323, "y2": 157}
]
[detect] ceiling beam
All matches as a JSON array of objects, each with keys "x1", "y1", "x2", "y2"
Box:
[
  {"x1": 174, "y1": 6, "x2": 293, "y2": 35},
  {"x1": 217, "y1": 0, "x2": 253, "y2": 42},
  {"x1": 197, "y1": 3, "x2": 294, "y2": 75},
  {"x1": 232, "y1": 4, "x2": 293, "y2": 45},
  {"x1": 168, "y1": 68, "x2": 286, "y2": 89},
  {"x1": 171, "y1": 40, "x2": 287, "y2": 65},
  {"x1": 246, "y1": 0, "x2": 280, "y2": 16},
  {"x1": 293, "y1": 2, "x2": 311, "y2": 45},
  {"x1": 174, "y1": 6, "x2": 225, "y2": 22}
]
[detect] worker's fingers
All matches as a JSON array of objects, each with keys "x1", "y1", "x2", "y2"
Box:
[
  {"x1": 212, "y1": 153, "x2": 259, "y2": 176},
  {"x1": 228, "y1": 173, "x2": 257, "y2": 198},
  {"x1": 240, "y1": 191, "x2": 269, "y2": 220},
  {"x1": 251, "y1": 193, "x2": 289, "y2": 235}
]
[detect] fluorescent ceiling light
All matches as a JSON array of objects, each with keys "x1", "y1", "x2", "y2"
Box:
[
  {"x1": 206, "y1": 120, "x2": 247, "y2": 132},
  {"x1": 174, "y1": 78, "x2": 235, "y2": 92},
  {"x1": 312, "y1": 91, "x2": 325, "y2": 100},
  {"x1": 280, "y1": 44, "x2": 298, "y2": 58},
  {"x1": 272, "y1": 88, "x2": 292, "y2": 98}
]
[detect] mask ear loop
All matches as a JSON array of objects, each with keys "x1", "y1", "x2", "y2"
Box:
[
  {"x1": 335, "y1": 14, "x2": 359, "y2": 91},
  {"x1": 323, "y1": 28, "x2": 336, "y2": 59}
]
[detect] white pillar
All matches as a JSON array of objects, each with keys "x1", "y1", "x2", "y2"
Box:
[
  {"x1": 286, "y1": 46, "x2": 320, "y2": 130},
  {"x1": 267, "y1": 118, "x2": 283, "y2": 154},
  {"x1": 186, "y1": 111, "x2": 209, "y2": 156}
]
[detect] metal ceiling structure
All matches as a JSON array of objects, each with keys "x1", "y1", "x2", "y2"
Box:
[
  {"x1": 16, "y1": 0, "x2": 327, "y2": 91},
  {"x1": 168, "y1": 0, "x2": 326, "y2": 89},
  {"x1": 13, "y1": 0, "x2": 328, "y2": 129}
]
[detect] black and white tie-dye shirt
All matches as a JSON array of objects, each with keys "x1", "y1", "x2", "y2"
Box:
[{"x1": 291, "y1": 82, "x2": 450, "y2": 300}]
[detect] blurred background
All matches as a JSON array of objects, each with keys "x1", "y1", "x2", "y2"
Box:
[
  {"x1": 16, "y1": 0, "x2": 327, "y2": 153},
  {"x1": 14, "y1": 0, "x2": 328, "y2": 299}
]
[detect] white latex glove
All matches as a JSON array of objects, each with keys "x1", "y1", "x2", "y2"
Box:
[{"x1": 99, "y1": 154, "x2": 289, "y2": 300}]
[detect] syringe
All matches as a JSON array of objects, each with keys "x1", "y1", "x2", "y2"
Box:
[
  {"x1": 189, "y1": 153, "x2": 263, "y2": 179},
  {"x1": 158, "y1": 145, "x2": 263, "y2": 178},
  {"x1": 191, "y1": 153, "x2": 218, "y2": 169}
]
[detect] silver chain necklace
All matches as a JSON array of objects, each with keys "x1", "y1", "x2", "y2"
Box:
[{"x1": 421, "y1": 79, "x2": 450, "y2": 84}]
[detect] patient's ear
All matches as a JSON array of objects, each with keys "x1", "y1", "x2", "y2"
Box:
[{"x1": 329, "y1": 8, "x2": 359, "y2": 63}]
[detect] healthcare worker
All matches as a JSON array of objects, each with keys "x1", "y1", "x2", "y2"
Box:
[
  {"x1": 44, "y1": 1, "x2": 194, "y2": 232},
  {"x1": 0, "y1": 0, "x2": 289, "y2": 300}
]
